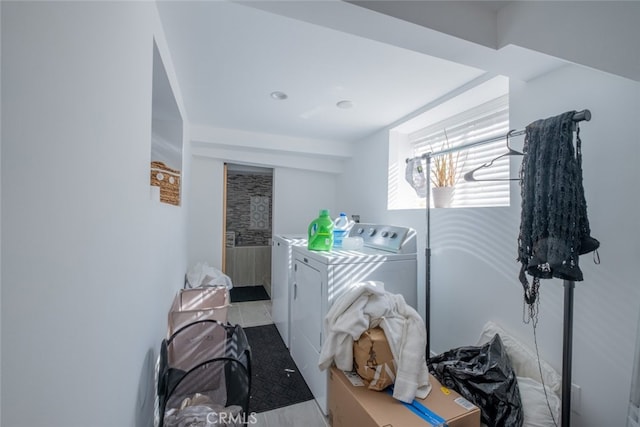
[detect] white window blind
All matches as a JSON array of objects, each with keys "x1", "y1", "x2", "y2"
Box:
[{"x1": 409, "y1": 95, "x2": 510, "y2": 208}]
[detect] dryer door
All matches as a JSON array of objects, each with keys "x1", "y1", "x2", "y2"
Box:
[
  {"x1": 290, "y1": 256, "x2": 328, "y2": 415},
  {"x1": 291, "y1": 259, "x2": 323, "y2": 353}
]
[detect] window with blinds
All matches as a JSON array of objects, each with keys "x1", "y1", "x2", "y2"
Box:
[{"x1": 409, "y1": 95, "x2": 511, "y2": 208}]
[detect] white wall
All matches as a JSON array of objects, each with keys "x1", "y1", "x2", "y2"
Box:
[
  {"x1": 343, "y1": 1, "x2": 640, "y2": 83},
  {"x1": 190, "y1": 126, "x2": 349, "y2": 175},
  {"x1": 188, "y1": 156, "x2": 226, "y2": 270},
  {"x1": 497, "y1": 1, "x2": 640, "y2": 82},
  {"x1": 272, "y1": 167, "x2": 338, "y2": 235},
  {"x1": 341, "y1": 63, "x2": 640, "y2": 426},
  {"x1": 1, "y1": 2, "x2": 189, "y2": 426},
  {"x1": 0, "y1": 1, "x2": 3, "y2": 420}
]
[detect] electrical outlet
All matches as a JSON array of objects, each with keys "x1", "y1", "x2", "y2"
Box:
[{"x1": 571, "y1": 383, "x2": 582, "y2": 413}]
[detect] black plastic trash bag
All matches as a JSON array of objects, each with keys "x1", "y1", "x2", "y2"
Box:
[{"x1": 428, "y1": 334, "x2": 523, "y2": 427}]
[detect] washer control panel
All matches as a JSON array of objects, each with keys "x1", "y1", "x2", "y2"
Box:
[{"x1": 349, "y1": 224, "x2": 415, "y2": 253}]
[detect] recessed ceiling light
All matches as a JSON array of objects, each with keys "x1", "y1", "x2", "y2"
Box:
[
  {"x1": 270, "y1": 91, "x2": 288, "y2": 100},
  {"x1": 336, "y1": 100, "x2": 354, "y2": 109}
]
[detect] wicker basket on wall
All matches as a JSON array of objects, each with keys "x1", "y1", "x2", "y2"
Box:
[{"x1": 150, "y1": 161, "x2": 181, "y2": 206}]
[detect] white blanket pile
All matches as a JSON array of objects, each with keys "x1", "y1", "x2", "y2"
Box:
[
  {"x1": 318, "y1": 281, "x2": 431, "y2": 403},
  {"x1": 186, "y1": 261, "x2": 233, "y2": 289}
]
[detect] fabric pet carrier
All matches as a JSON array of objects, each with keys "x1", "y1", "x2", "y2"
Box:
[
  {"x1": 157, "y1": 320, "x2": 251, "y2": 427},
  {"x1": 167, "y1": 286, "x2": 230, "y2": 338}
]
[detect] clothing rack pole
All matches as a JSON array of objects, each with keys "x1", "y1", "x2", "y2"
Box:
[
  {"x1": 408, "y1": 109, "x2": 591, "y2": 163},
  {"x1": 562, "y1": 279, "x2": 575, "y2": 427},
  {"x1": 414, "y1": 109, "x2": 591, "y2": 425},
  {"x1": 425, "y1": 156, "x2": 432, "y2": 359}
]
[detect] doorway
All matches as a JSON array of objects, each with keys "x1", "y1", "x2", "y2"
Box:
[{"x1": 223, "y1": 163, "x2": 274, "y2": 299}]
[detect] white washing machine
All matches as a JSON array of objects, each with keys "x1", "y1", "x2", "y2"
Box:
[
  {"x1": 271, "y1": 235, "x2": 307, "y2": 349},
  {"x1": 290, "y1": 224, "x2": 418, "y2": 415}
]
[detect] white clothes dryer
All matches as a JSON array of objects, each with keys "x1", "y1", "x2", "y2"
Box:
[{"x1": 290, "y1": 224, "x2": 418, "y2": 415}]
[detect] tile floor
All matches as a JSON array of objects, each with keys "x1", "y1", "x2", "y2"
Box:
[
  {"x1": 227, "y1": 300, "x2": 274, "y2": 328},
  {"x1": 231, "y1": 300, "x2": 329, "y2": 427}
]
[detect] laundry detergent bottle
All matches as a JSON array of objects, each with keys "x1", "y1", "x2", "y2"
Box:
[
  {"x1": 307, "y1": 209, "x2": 334, "y2": 251},
  {"x1": 332, "y1": 212, "x2": 352, "y2": 249}
]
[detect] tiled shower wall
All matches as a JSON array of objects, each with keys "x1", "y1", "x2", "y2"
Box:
[
  {"x1": 225, "y1": 170, "x2": 273, "y2": 288},
  {"x1": 226, "y1": 171, "x2": 273, "y2": 246}
]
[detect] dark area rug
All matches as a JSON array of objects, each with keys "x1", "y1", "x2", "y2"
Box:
[
  {"x1": 243, "y1": 324, "x2": 313, "y2": 413},
  {"x1": 230, "y1": 285, "x2": 270, "y2": 303}
]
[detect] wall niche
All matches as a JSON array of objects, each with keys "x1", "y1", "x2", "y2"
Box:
[{"x1": 151, "y1": 40, "x2": 183, "y2": 206}]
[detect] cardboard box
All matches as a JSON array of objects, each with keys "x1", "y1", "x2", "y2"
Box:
[
  {"x1": 353, "y1": 327, "x2": 396, "y2": 391},
  {"x1": 328, "y1": 367, "x2": 480, "y2": 427}
]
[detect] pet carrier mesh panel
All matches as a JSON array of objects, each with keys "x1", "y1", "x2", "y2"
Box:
[
  {"x1": 158, "y1": 320, "x2": 251, "y2": 427},
  {"x1": 167, "y1": 286, "x2": 230, "y2": 338}
]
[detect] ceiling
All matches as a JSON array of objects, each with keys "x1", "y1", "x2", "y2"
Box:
[
  {"x1": 156, "y1": 1, "x2": 638, "y2": 144},
  {"x1": 155, "y1": 1, "x2": 490, "y2": 143}
]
